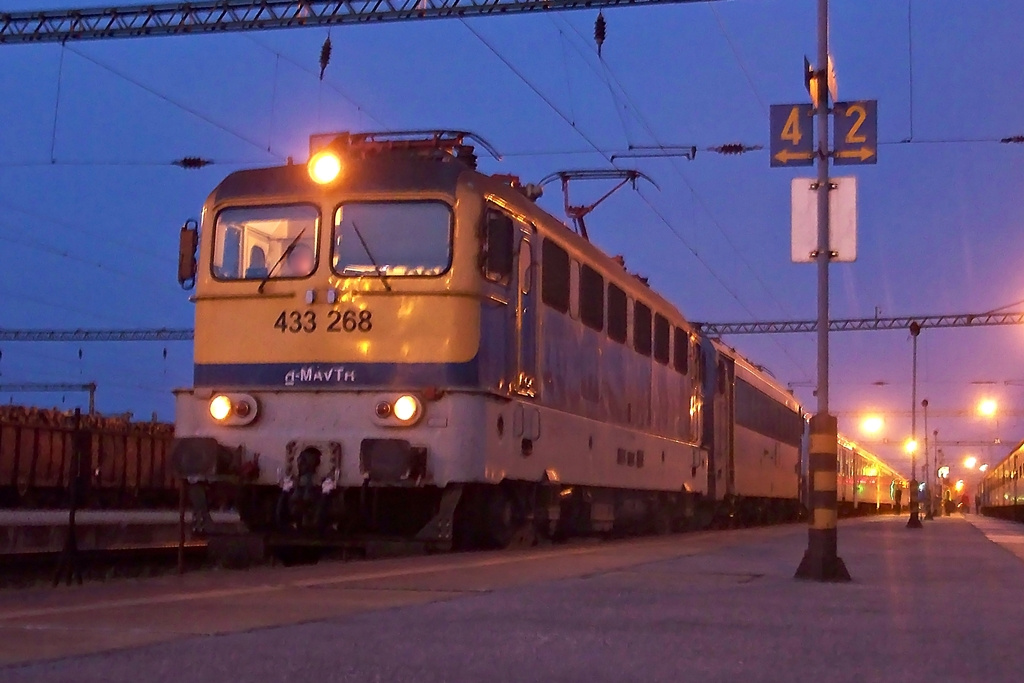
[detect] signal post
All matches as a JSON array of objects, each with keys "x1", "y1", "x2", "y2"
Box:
[{"x1": 770, "y1": 0, "x2": 875, "y2": 582}]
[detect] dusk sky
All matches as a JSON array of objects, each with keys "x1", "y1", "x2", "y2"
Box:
[{"x1": 1, "y1": 0, "x2": 1022, "y2": 480}]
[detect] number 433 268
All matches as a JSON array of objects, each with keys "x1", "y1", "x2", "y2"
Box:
[{"x1": 274, "y1": 309, "x2": 373, "y2": 334}]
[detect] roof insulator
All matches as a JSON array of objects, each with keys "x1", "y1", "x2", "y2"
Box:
[
  {"x1": 594, "y1": 12, "x2": 606, "y2": 58},
  {"x1": 319, "y1": 35, "x2": 332, "y2": 81}
]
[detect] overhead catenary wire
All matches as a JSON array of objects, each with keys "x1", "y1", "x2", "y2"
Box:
[
  {"x1": 709, "y1": 3, "x2": 768, "y2": 114},
  {"x1": 462, "y1": 18, "x2": 812, "y2": 383},
  {"x1": 243, "y1": 35, "x2": 386, "y2": 130},
  {"x1": 65, "y1": 45, "x2": 283, "y2": 161},
  {"x1": 552, "y1": 16, "x2": 811, "y2": 382}
]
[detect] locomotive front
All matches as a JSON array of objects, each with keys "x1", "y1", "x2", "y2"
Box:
[{"x1": 172, "y1": 132, "x2": 498, "y2": 538}]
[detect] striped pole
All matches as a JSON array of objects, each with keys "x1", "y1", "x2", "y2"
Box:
[{"x1": 795, "y1": 414, "x2": 851, "y2": 581}]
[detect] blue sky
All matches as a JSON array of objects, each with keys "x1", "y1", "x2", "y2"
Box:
[{"x1": 1, "y1": 0, "x2": 1022, "y2": 478}]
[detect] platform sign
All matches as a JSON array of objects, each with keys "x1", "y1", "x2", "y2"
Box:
[
  {"x1": 770, "y1": 104, "x2": 815, "y2": 167},
  {"x1": 791, "y1": 176, "x2": 857, "y2": 262},
  {"x1": 833, "y1": 100, "x2": 878, "y2": 165}
]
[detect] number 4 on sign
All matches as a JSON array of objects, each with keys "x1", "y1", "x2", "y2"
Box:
[
  {"x1": 769, "y1": 104, "x2": 814, "y2": 167},
  {"x1": 781, "y1": 107, "x2": 804, "y2": 146}
]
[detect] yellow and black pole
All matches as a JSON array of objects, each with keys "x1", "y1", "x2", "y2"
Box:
[{"x1": 796, "y1": 0, "x2": 851, "y2": 582}]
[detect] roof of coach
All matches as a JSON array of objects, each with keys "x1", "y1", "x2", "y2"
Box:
[
  {"x1": 983, "y1": 439, "x2": 1024, "y2": 483},
  {"x1": 706, "y1": 338, "x2": 800, "y2": 412},
  {"x1": 837, "y1": 437, "x2": 907, "y2": 481}
]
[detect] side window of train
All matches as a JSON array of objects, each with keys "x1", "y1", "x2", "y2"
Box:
[
  {"x1": 481, "y1": 208, "x2": 514, "y2": 283},
  {"x1": 569, "y1": 261, "x2": 581, "y2": 320},
  {"x1": 580, "y1": 265, "x2": 604, "y2": 331},
  {"x1": 634, "y1": 302, "x2": 652, "y2": 357},
  {"x1": 541, "y1": 238, "x2": 570, "y2": 313},
  {"x1": 653, "y1": 314, "x2": 670, "y2": 365},
  {"x1": 673, "y1": 327, "x2": 689, "y2": 374},
  {"x1": 607, "y1": 283, "x2": 627, "y2": 343}
]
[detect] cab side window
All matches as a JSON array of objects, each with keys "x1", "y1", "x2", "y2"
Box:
[{"x1": 481, "y1": 208, "x2": 514, "y2": 283}]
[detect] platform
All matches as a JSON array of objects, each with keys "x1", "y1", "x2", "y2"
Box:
[
  {"x1": 0, "y1": 514, "x2": 1021, "y2": 681},
  {"x1": 0, "y1": 510, "x2": 241, "y2": 555}
]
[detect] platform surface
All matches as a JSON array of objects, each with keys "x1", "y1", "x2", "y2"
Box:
[{"x1": 0, "y1": 514, "x2": 1021, "y2": 681}]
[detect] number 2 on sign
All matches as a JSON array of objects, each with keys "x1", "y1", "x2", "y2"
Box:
[
  {"x1": 781, "y1": 107, "x2": 804, "y2": 146},
  {"x1": 843, "y1": 104, "x2": 867, "y2": 144}
]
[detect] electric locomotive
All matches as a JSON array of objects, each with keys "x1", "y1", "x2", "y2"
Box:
[{"x1": 170, "y1": 130, "x2": 804, "y2": 547}]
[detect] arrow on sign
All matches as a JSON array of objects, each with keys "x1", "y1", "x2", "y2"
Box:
[
  {"x1": 834, "y1": 147, "x2": 875, "y2": 162},
  {"x1": 774, "y1": 149, "x2": 815, "y2": 164}
]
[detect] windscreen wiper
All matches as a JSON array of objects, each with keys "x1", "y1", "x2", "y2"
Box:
[
  {"x1": 258, "y1": 229, "x2": 306, "y2": 294},
  {"x1": 350, "y1": 222, "x2": 392, "y2": 292}
]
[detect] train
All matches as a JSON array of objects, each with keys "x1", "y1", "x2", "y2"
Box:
[
  {"x1": 978, "y1": 440, "x2": 1024, "y2": 520},
  {"x1": 0, "y1": 405, "x2": 177, "y2": 508},
  {"x1": 836, "y1": 436, "x2": 906, "y2": 515},
  {"x1": 169, "y1": 130, "x2": 903, "y2": 548}
]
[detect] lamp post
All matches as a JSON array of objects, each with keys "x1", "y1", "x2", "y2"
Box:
[
  {"x1": 923, "y1": 400, "x2": 933, "y2": 520},
  {"x1": 907, "y1": 323, "x2": 923, "y2": 528}
]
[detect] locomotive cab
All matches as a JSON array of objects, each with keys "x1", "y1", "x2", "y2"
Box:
[{"x1": 171, "y1": 131, "x2": 548, "y2": 544}]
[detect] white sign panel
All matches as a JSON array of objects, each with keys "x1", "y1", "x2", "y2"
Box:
[{"x1": 791, "y1": 176, "x2": 857, "y2": 263}]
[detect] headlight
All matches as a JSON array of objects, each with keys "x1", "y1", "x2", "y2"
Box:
[
  {"x1": 210, "y1": 395, "x2": 232, "y2": 421},
  {"x1": 307, "y1": 150, "x2": 342, "y2": 184},
  {"x1": 208, "y1": 393, "x2": 258, "y2": 426},
  {"x1": 393, "y1": 395, "x2": 421, "y2": 422}
]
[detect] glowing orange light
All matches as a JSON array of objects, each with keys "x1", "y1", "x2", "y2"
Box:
[{"x1": 308, "y1": 151, "x2": 342, "y2": 184}]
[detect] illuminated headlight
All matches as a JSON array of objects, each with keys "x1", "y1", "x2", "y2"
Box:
[
  {"x1": 393, "y1": 395, "x2": 421, "y2": 423},
  {"x1": 210, "y1": 395, "x2": 232, "y2": 421},
  {"x1": 307, "y1": 150, "x2": 342, "y2": 184},
  {"x1": 207, "y1": 393, "x2": 258, "y2": 426}
]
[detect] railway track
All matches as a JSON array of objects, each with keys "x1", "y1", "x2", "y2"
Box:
[{"x1": 0, "y1": 542, "x2": 209, "y2": 589}]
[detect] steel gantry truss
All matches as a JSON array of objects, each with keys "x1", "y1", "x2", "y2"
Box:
[
  {"x1": 0, "y1": 382, "x2": 97, "y2": 412},
  {"x1": 0, "y1": 328, "x2": 192, "y2": 342},
  {"x1": 0, "y1": 0, "x2": 713, "y2": 45},
  {"x1": 1, "y1": 310, "x2": 1022, "y2": 342},
  {"x1": 695, "y1": 311, "x2": 1024, "y2": 336}
]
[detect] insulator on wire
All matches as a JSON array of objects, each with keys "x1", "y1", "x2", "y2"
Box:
[
  {"x1": 715, "y1": 144, "x2": 746, "y2": 155},
  {"x1": 594, "y1": 12, "x2": 606, "y2": 58},
  {"x1": 173, "y1": 157, "x2": 213, "y2": 169},
  {"x1": 319, "y1": 35, "x2": 332, "y2": 81},
  {"x1": 1000, "y1": 135, "x2": 1024, "y2": 144}
]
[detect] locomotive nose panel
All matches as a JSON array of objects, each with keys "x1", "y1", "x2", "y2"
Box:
[{"x1": 360, "y1": 439, "x2": 428, "y2": 483}]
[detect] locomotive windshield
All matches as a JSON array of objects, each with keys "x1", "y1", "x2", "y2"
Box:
[
  {"x1": 333, "y1": 201, "x2": 452, "y2": 277},
  {"x1": 212, "y1": 205, "x2": 319, "y2": 280}
]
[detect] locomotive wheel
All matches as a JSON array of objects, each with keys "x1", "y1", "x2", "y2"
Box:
[{"x1": 484, "y1": 485, "x2": 536, "y2": 549}]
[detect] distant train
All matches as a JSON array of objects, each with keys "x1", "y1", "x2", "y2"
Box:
[
  {"x1": 978, "y1": 440, "x2": 1024, "y2": 520},
  {"x1": 170, "y1": 130, "x2": 902, "y2": 548},
  {"x1": 0, "y1": 405, "x2": 177, "y2": 508},
  {"x1": 836, "y1": 436, "x2": 906, "y2": 515}
]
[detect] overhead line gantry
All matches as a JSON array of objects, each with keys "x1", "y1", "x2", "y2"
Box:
[
  {"x1": 1, "y1": 310, "x2": 1022, "y2": 342},
  {"x1": 0, "y1": 0, "x2": 713, "y2": 45}
]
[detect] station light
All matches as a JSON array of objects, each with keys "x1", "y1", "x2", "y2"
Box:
[
  {"x1": 308, "y1": 150, "x2": 343, "y2": 184},
  {"x1": 937, "y1": 465, "x2": 950, "y2": 479},
  {"x1": 964, "y1": 456, "x2": 978, "y2": 469},
  {"x1": 904, "y1": 438, "x2": 918, "y2": 454},
  {"x1": 955, "y1": 479, "x2": 965, "y2": 493},
  {"x1": 980, "y1": 463, "x2": 989, "y2": 472},
  {"x1": 860, "y1": 415, "x2": 884, "y2": 436},
  {"x1": 978, "y1": 398, "x2": 998, "y2": 418}
]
